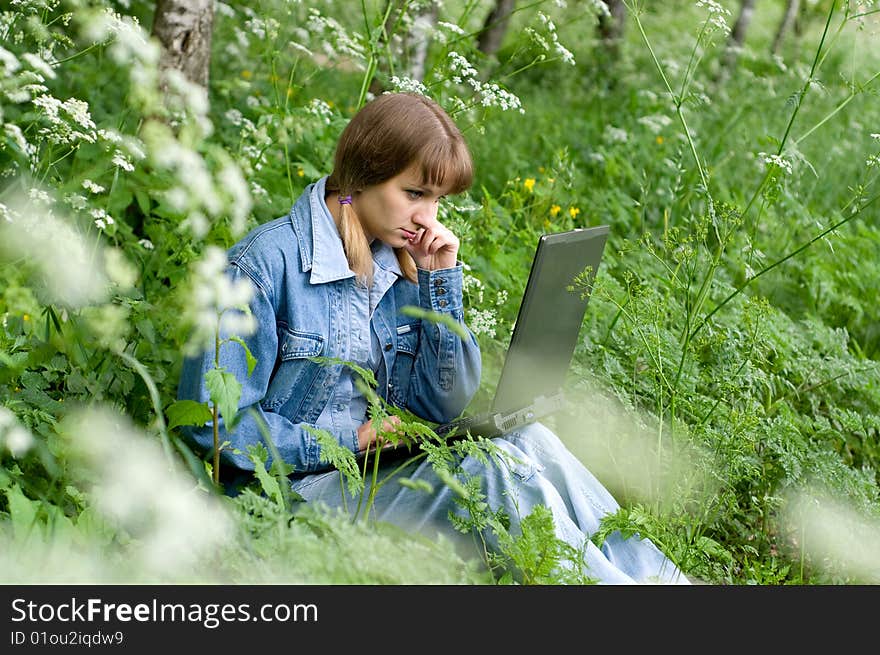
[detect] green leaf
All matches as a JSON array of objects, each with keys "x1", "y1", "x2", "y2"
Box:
[
  {"x1": 166, "y1": 399, "x2": 213, "y2": 430},
  {"x1": 228, "y1": 335, "x2": 257, "y2": 376},
  {"x1": 246, "y1": 444, "x2": 284, "y2": 507},
  {"x1": 205, "y1": 367, "x2": 242, "y2": 429},
  {"x1": 399, "y1": 305, "x2": 468, "y2": 339},
  {"x1": 310, "y1": 355, "x2": 377, "y2": 389}
]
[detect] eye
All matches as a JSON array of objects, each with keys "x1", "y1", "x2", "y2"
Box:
[{"x1": 406, "y1": 189, "x2": 423, "y2": 200}]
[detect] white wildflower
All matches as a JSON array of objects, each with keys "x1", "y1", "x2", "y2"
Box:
[
  {"x1": 217, "y1": 161, "x2": 252, "y2": 237},
  {"x1": 111, "y1": 150, "x2": 135, "y2": 172},
  {"x1": 759, "y1": 152, "x2": 793, "y2": 175},
  {"x1": 4, "y1": 123, "x2": 35, "y2": 159},
  {"x1": 604, "y1": 125, "x2": 629, "y2": 143},
  {"x1": 305, "y1": 98, "x2": 334, "y2": 125},
  {"x1": 390, "y1": 76, "x2": 429, "y2": 96},
  {"x1": 696, "y1": 0, "x2": 731, "y2": 32},
  {"x1": 0, "y1": 194, "x2": 109, "y2": 307},
  {"x1": 61, "y1": 406, "x2": 233, "y2": 577},
  {"x1": 28, "y1": 188, "x2": 53, "y2": 205},
  {"x1": 468, "y1": 308, "x2": 497, "y2": 338},
  {"x1": 5, "y1": 425, "x2": 33, "y2": 458},
  {"x1": 91, "y1": 208, "x2": 114, "y2": 225},
  {"x1": 0, "y1": 46, "x2": 20, "y2": 72},
  {"x1": 138, "y1": 238, "x2": 154, "y2": 250},
  {"x1": 224, "y1": 108, "x2": 244, "y2": 127},
  {"x1": 64, "y1": 193, "x2": 88, "y2": 211},
  {"x1": 82, "y1": 179, "x2": 105, "y2": 194},
  {"x1": 637, "y1": 114, "x2": 674, "y2": 134},
  {"x1": 438, "y1": 21, "x2": 465, "y2": 35},
  {"x1": 21, "y1": 52, "x2": 56, "y2": 79},
  {"x1": 186, "y1": 245, "x2": 256, "y2": 354}
]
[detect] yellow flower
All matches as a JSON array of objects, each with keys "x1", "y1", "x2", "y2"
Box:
[
  {"x1": 22, "y1": 314, "x2": 30, "y2": 322},
  {"x1": 569, "y1": 206, "x2": 580, "y2": 219},
  {"x1": 297, "y1": 168, "x2": 305, "y2": 177},
  {"x1": 550, "y1": 204, "x2": 561, "y2": 217},
  {"x1": 241, "y1": 70, "x2": 253, "y2": 80},
  {"x1": 656, "y1": 135, "x2": 664, "y2": 145},
  {"x1": 524, "y1": 178, "x2": 536, "y2": 192}
]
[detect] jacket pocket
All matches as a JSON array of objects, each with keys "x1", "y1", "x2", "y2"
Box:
[
  {"x1": 279, "y1": 329, "x2": 325, "y2": 360},
  {"x1": 264, "y1": 328, "x2": 325, "y2": 411},
  {"x1": 388, "y1": 323, "x2": 419, "y2": 405}
]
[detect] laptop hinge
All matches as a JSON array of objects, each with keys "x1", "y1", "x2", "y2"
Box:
[{"x1": 490, "y1": 392, "x2": 567, "y2": 433}]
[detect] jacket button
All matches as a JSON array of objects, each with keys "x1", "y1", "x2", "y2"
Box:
[
  {"x1": 436, "y1": 287, "x2": 446, "y2": 295},
  {"x1": 384, "y1": 343, "x2": 393, "y2": 351},
  {"x1": 438, "y1": 299, "x2": 448, "y2": 308}
]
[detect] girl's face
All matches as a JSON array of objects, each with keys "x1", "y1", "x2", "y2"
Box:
[{"x1": 352, "y1": 165, "x2": 448, "y2": 246}]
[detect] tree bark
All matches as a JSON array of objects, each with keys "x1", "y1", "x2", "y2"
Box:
[
  {"x1": 597, "y1": 0, "x2": 626, "y2": 58},
  {"x1": 151, "y1": 0, "x2": 215, "y2": 89},
  {"x1": 477, "y1": 0, "x2": 516, "y2": 56},
  {"x1": 722, "y1": 0, "x2": 758, "y2": 71},
  {"x1": 404, "y1": 3, "x2": 438, "y2": 83},
  {"x1": 771, "y1": 0, "x2": 800, "y2": 56}
]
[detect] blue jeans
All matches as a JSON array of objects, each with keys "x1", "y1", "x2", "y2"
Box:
[{"x1": 291, "y1": 422, "x2": 690, "y2": 584}]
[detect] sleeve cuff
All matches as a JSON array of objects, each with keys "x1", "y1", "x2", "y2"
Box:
[{"x1": 417, "y1": 263, "x2": 464, "y2": 313}]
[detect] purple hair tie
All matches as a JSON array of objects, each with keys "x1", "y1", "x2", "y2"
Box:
[{"x1": 338, "y1": 195, "x2": 352, "y2": 205}]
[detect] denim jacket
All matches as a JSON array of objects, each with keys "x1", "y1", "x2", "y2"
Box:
[{"x1": 177, "y1": 177, "x2": 482, "y2": 474}]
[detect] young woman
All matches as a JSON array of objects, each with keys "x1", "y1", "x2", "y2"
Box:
[{"x1": 178, "y1": 92, "x2": 689, "y2": 584}]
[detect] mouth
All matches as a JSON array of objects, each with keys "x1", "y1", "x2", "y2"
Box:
[{"x1": 400, "y1": 228, "x2": 417, "y2": 239}]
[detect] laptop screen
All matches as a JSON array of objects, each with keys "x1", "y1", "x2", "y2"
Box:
[{"x1": 491, "y1": 226, "x2": 609, "y2": 414}]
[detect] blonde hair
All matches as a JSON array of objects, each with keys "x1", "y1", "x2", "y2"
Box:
[{"x1": 326, "y1": 93, "x2": 474, "y2": 285}]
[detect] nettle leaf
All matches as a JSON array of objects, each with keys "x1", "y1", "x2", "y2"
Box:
[
  {"x1": 166, "y1": 399, "x2": 213, "y2": 430},
  {"x1": 246, "y1": 444, "x2": 284, "y2": 507},
  {"x1": 205, "y1": 367, "x2": 242, "y2": 429},
  {"x1": 227, "y1": 335, "x2": 257, "y2": 376}
]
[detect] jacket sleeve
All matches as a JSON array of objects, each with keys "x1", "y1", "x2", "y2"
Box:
[
  {"x1": 176, "y1": 263, "x2": 359, "y2": 475},
  {"x1": 404, "y1": 264, "x2": 482, "y2": 422}
]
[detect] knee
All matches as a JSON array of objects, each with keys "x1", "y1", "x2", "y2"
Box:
[{"x1": 504, "y1": 421, "x2": 567, "y2": 458}]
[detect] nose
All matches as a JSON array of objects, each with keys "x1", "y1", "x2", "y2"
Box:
[{"x1": 414, "y1": 200, "x2": 439, "y2": 224}]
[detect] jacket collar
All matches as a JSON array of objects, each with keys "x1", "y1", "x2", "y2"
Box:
[{"x1": 291, "y1": 176, "x2": 402, "y2": 285}]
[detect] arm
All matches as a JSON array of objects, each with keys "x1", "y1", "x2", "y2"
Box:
[
  {"x1": 400, "y1": 214, "x2": 481, "y2": 422},
  {"x1": 177, "y1": 263, "x2": 359, "y2": 475},
  {"x1": 404, "y1": 263, "x2": 482, "y2": 422}
]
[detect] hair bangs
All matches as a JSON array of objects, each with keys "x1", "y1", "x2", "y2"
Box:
[{"x1": 418, "y1": 140, "x2": 473, "y2": 195}]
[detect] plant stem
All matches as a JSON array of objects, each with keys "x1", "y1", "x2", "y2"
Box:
[
  {"x1": 741, "y1": 1, "x2": 837, "y2": 223},
  {"x1": 117, "y1": 349, "x2": 174, "y2": 469},
  {"x1": 691, "y1": 189, "x2": 880, "y2": 342}
]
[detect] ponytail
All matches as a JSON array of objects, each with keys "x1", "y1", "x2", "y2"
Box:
[
  {"x1": 395, "y1": 248, "x2": 418, "y2": 283},
  {"x1": 336, "y1": 200, "x2": 373, "y2": 287}
]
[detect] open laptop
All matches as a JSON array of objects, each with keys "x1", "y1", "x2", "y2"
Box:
[{"x1": 383, "y1": 225, "x2": 610, "y2": 454}]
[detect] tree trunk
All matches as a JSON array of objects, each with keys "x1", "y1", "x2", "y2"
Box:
[
  {"x1": 151, "y1": 0, "x2": 214, "y2": 90},
  {"x1": 597, "y1": 0, "x2": 626, "y2": 57},
  {"x1": 771, "y1": 0, "x2": 800, "y2": 56},
  {"x1": 722, "y1": 0, "x2": 758, "y2": 71},
  {"x1": 368, "y1": 2, "x2": 438, "y2": 95},
  {"x1": 477, "y1": 0, "x2": 516, "y2": 56},
  {"x1": 404, "y1": 3, "x2": 438, "y2": 82}
]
